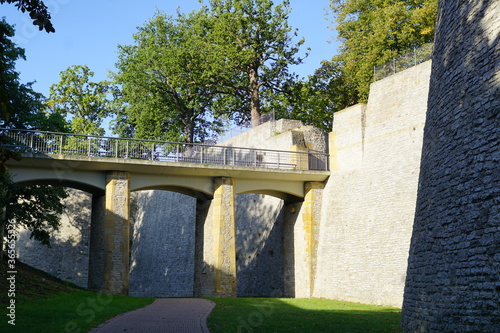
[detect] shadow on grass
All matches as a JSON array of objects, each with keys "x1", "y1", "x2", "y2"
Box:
[{"x1": 207, "y1": 298, "x2": 402, "y2": 333}]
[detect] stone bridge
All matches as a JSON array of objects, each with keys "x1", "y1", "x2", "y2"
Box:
[{"x1": 3, "y1": 128, "x2": 330, "y2": 296}]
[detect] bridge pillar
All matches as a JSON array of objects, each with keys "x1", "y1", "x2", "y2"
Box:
[
  {"x1": 212, "y1": 177, "x2": 237, "y2": 297},
  {"x1": 88, "y1": 171, "x2": 130, "y2": 295},
  {"x1": 284, "y1": 181, "x2": 324, "y2": 298}
]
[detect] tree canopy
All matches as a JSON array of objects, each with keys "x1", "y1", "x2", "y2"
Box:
[
  {"x1": 328, "y1": 0, "x2": 438, "y2": 102},
  {"x1": 0, "y1": 21, "x2": 67, "y2": 251},
  {"x1": 47, "y1": 65, "x2": 116, "y2": 136},
  {"x1": 113, "y1": 11, "x2": 224, "y2": 143},
  {"x1": 197, "y1": 0, "x2": 308, "y2": 127},
  {"x1": 0, "y1": 0, "x2": 55, "y2": 32},
  {"x1": 113, "y1": 0, "x2": 308, "y2": 142}
]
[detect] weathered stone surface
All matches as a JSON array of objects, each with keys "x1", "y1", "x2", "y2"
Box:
[
  {"x1": 401, "y1": 1, "x2": 500, "y2": 332},
  {"x1": 236, "y1": 193, "x2": 285, "y2": 297},
  {"x1": 16, "y1": 188, "x2": 92, "y2": 288},
  {"x1": 314, "y1": 61, "x2": 431, "y2": 307},
  {"x1": 129, "y1": 190, "x2": 196, "y2": 297}
]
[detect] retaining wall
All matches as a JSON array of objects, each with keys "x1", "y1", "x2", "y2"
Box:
[{"x1": 401, "y1": 1, "x2": 500, "y2": 331}]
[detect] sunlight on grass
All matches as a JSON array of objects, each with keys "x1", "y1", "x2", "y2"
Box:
[{"x1": 207, "y1": 298, "x2": 402, "y2": 333}]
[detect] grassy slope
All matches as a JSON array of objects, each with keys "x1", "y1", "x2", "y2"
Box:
[{"x1": 0, "y1": 257, "x2": 154, "y2": 333}]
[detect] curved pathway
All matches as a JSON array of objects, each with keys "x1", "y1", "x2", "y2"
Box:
[{"x1": 89, "y1": 298, "x2": 215, "y2": 333}]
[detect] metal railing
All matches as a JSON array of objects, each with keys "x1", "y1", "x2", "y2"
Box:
[
  {"x1": 0, "y1": 128, "x2": 329, "y2": 171},
  {"x1": 374, "y1": 43, "x2": 434, "y2": 81}
]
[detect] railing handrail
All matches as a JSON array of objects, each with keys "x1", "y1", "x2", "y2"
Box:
[
  {"x1": 373, "y1": 42, "x2": 434, "y2": 82},
  {"x1": 0, "y1": 127, "x2": 327, "y2": 156},
  {"x1": 0, "y1": 127, "x2": 330, "y2": 171}
]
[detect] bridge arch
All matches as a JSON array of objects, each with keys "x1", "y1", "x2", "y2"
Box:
[
  {"x1": 8, "y1": 166, "x2": 105, "y2": 195},
  {"x1": 129, "y1": 174, "x2": 213, "y2": 201},
  {"x1": 12, "y1": 178, "x2": 104, "y2": 196},
  {"x1": 234, "y1": 179, "x2": 304, "y2": 203},
  {"x1": 131, "y1": 185, "x2": 212, "y2": 201}
]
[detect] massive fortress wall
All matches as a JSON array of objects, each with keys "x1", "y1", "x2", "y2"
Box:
[
  {"x1": 314, "y1": 61, "x2": 431, "y2": 307},
  {"x1": 15, "y1": 61, "x2": 432, "y2": 304},
  {"x1": 401, "y1": 1, "x2": 500, "y2": 331}
]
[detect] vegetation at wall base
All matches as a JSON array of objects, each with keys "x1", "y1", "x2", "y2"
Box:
[
  {"x1": 207, "y1": 297, "x2": 402, "y2": 333},
  {"x1": 0, "y1": 257, "x2": 154, "y2": 333}
]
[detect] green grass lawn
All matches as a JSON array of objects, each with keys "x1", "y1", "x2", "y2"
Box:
[
  {"x1": 0, "y1": 258, "x2": 154, "y2": 333},
  {"x1": 1, "y1": 290, "x2": 154, "y2": 333},
  {"x1": 1, "y1": 258, "x2": 401, "y2": 332},
  {"x1": 207, "y1": 297, "x2": 402, "y2": 333}
]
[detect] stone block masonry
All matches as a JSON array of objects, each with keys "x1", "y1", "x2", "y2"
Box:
[
  {"x1": 16, "y1": 188, "x2": 92, "y2": 288},
  {"x1": 314, "y1": 61, "x2": 431, "y2": 307},
  {"x1": 129, "y1": 190, "x2": 196, "y2": 297},
  {"x1": 401, "y1": 0, "x2": 500, "y2": 331},
  {"x1": 101, "y1": 171, "x2": 131, "y2": 295},
  {"x1": 212, "y1": 177, "x2": 237, "y2": 297}
]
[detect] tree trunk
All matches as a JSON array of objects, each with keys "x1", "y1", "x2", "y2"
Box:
[{"x1": 249, "y1": 67, "x2": 261, "y2": 128}]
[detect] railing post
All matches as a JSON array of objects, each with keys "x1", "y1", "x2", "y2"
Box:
[
  {"x1": 151, "y1": 143, "x2": 155, "y2": 160},
  {"x1": 30, "y1": 132, "x2": 34, "y2": 150},
  {"x1": 88, "y1": 137, "x2": 91, "y2": 156},
  {"x1": 176, "y1": 145, "x2": 179, "y2": 162},
  {"x1": 200, "y1": 146, "x2": 204, "y2": 164},
  {"x1": 115, "y1": 140, "x2": 118, "y2": 158},
  {"x1": 223, "y1": 147, "x2": 227, "y2": 165},
  {"x1": 59, "y1": 135, "x2": 63, "y2": 155},
  {"x1": 126, "y1": 140, "x2": 129, "y2": 159}
]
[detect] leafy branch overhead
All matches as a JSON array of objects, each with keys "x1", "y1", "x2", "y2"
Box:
[{"x1": 0, "y1": 0, "x2": 55, "y2": 32}]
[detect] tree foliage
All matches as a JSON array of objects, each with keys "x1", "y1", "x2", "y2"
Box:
[
  {"x1": 329, "y1": 0, "x2": 438, "y2": 102},
  {"x1": 113, "y1": 12, "x2": 224, "y2": 143},
  {"x1": 47, "y1": 65, "x2": 116, "y2": 136},
  {"x1": 198, "y1": 0, "x2": 308, "y2": 127},
  {"x1": 113, "y1": 0, "x2": 307, "y2": 141},
  {"x1": 1, "y1": 172, "x2": 68, "y2": 249},
  {"x1": 0, "y1": 0, "x2": 55, "y2": 32},
  {"x1": 0, "y1": 21, "x2": 67, "y2": 251},
  {"x1": 275, "y1": 60, "x2": 358, "y2": 131}
]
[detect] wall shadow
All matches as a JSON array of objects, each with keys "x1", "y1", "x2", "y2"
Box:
[
  {"x1": 207, "y1": 298, "x2": 401, "y2": 333},
  {"x1": 235, "y1": 193, "x2": 285, "y2": 297},
  {"x1": 402, "y1": 0, "x2": 499, "y2": 331},
  {"x1": 128, "y1": 190, "x2": 196, "y2": 297},
  {"x1": 15, "y1": 187, "x2": 93, "y2": 289}
]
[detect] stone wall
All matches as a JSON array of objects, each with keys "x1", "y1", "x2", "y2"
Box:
[
  {"x1": 401, "y1": 1, "x2": 500, "y2": 331},
  {"x1": 13, "y1": 57, "x2": 440, "y2": 302},
  {"x1": 16, "y1": 188, "x2": 91, "y2": 288},
  {"x1": 129, "y1": 190, "x2": 196, "y2": 297},
  {"x1": 314, "y1": 61, "x2": 431, "y2": 307},
  {"x1": 235, "y1": 194, "x2": 285, "y2": 297}
]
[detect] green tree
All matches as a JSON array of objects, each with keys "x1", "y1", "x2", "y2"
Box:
[
  {"x1": 0, "y1": 0, "x2": 55, "y2": 32},
  {"x1": 275, "y1": 60, "x2": 358, "y2": 131},
  {"x1": 329, "y1": 0, "x2": 437, "y2": 102},
  {"x1": 199, "y1": 0, "x2": 308, "y2": 127},
  {"x1": 113, "y1": 11, "x2": 224, "y2": 143},
  {"x1": 47, "y1": 65, "x2": 116, "y2": 136},
  {"x1": 0, "y1": 21, "x2": 67, "y2": 252},
  {"x1": 1, "y1": 172, "x2": 68, "y2": 251}
]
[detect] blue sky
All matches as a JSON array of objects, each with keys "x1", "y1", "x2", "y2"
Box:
[{"x1": 2, "y1": 0, "x2": 338, "y2": 97}]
